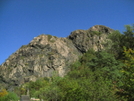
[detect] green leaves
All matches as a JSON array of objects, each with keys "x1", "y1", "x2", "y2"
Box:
[
  {"x1": 0, "y1": 92, "x2": 19, "y2": 101},
  {"x1": 124, "y1": 25, "x2": 134, "y2": 37},
  {"x1": 81, "y1": 50, "x2": 123, "y2": 81},
  {"x1": 118, "y1": 47, "x2": 134, "y2": 100},
  {"x1": 107, "y1": 25, "x2": 134, "y2": 59}
]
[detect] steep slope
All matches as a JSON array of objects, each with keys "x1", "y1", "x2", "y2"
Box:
[
  {"x1": 0, "y1": 25, "x2": 114, "y2": 90},
  {"x1": 68, "y1": 25, "x2": 114, "y2": 53},
  {"x1": 0, "y1": 35, "x2": 80, "y2": 89}
]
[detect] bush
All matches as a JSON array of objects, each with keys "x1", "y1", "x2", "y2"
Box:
[
  {"x1": 0, "y1": 92, "x2": 19, "y2": 101},
  {"x1": 0, "y1": 89, "x2": 8, "y2": 97}
]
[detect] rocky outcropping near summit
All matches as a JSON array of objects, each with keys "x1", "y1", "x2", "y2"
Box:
[
  {"x1": 0, "y1": 25, "x2": 114, "y2": 90},
  {"x1": 68, "y1": 25, "x2": 114, "y2": 53}
]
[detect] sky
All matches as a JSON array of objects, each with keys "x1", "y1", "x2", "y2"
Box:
[{"x1": 0, "y1": 0, "x2": 134, "y2": 65}]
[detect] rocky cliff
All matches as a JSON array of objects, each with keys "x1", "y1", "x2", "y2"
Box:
[
  {"x1": 0, "y1": 25, "x2": 114, "y2": 90},
  {"x1": 68, "y1": 25, "x2": 113, "y2": 53}
]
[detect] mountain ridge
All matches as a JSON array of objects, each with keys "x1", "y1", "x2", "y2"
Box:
[{"x1": 0, "y1": 25, "x2": 114, "y2": 90}]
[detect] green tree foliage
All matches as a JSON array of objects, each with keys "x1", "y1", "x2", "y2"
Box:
[
  {"x1": 117, "y1": 47, "x2": 134, "y2": 100},
  {"x1": 123, "y1": 25, "x2": 134, "y2": 37},
  {"x1": 61, "y1": 70, "x2": 117, "y2": 101},
  {"x1": 121, "y1": 25, "x2": 134, "y2": 50},
  {"x1": 107, "y1": 30, "x2": 122, "y2": 56},
  {"x1": 0, "y1": 91, "x2": 19, "y2": 101},
  {"x1": 108, "y1": 24, "x2": 134, "y2": 58},
  {"x1": 81, "y1": 50, "x2": 123, "y2": 81},
  {"x1": 33, "y1": 77, "x2": 62, "y2": 101}
]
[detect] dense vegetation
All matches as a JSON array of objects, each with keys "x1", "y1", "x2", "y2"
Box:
[
  {"x1": 0, "y1": 24, "x2": 134, "y2": 101},
  {"x1": 0, "y1": 89, "x2": 19, "y2": 101}
]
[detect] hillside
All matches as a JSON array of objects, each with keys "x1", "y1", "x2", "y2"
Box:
[
  {"x1": 0, "y1": 25, "x2": 113, "y2": 90},
  {"x1": 0, "y1": 24, "x2": 134, "y2": 100}
]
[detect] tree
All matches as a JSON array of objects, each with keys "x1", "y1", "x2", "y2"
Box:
[
  {"x1": 82, "y1": 50, "x2": 123, "y2": 81},
  {"x1": 107, "y1": 24, "x2": 134, "y2": 59},
  {"x1": 118, "y1": 47, "x2": 134, "y2": 100},
  {"x1": 0, "y1": 90, "x2": 19, "y2": 101},
  {"x1": 107, "y1": 30, "x2": 122, "y2": 57}
]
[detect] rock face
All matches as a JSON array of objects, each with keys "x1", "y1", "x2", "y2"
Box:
[
  {"x1": 0, "y1": 25, "x2": 114, "y2": 90},
  {"x1": 68, "y1": 25, "x2": 114, "y2": 53}
]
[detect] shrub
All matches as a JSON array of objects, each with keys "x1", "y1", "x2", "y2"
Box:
[
  {"x1": 47, "y1": 34, "x2": 52, "y2": 41},
  {"x1": 0, "y1": 92, "x2": 19, "y2": 101},
  {"x1": 0, "y1": 89, "x2": 8, "y2": 97}
]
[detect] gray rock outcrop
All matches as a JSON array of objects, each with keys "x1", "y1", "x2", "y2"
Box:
[
  {"x1": 68, "y1": 25, "x2": 114, "y2": 53},
  {"x1": 0, "y1": 25, "x2": 114, "y2": 90}
]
